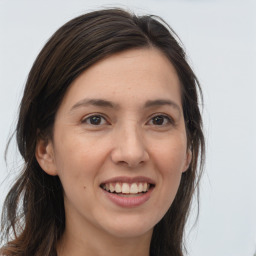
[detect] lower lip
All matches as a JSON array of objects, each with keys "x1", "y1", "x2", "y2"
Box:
[{"x1": 101, "y1": 187, "x2": 154, "y2": 208}]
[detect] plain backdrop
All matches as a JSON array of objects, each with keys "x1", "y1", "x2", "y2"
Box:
[{"x1": 0, "y1": 0, "x2": 256, "y2": 255}]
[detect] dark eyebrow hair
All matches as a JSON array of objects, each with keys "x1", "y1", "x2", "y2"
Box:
[
  {"x1": 70, "y1": 98, "x2": 118, "y2": 112},
  {"x1": 144, "y1": 99, "x2": 181, "y2": 113},
  {"x1": 70, "y1": 98, "x2": 181, "y2": 114}
]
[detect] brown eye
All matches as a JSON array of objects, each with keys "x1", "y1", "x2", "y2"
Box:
[
  {"x1": 148, "y1": 115, "x2": 172, "y2": 126},
  {"x1": 152, "y1": 116, "x2": 164, "y2": 125},
  {"x1": 83, "y1": 115, "x2": 107, "y2": 125}
]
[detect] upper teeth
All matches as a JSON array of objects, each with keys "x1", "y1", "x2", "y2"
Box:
[{"x1": 102, "y1": 182, "x2": 150, "y2": 194}]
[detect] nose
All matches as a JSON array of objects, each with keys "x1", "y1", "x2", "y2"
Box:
[{"x1": 111, "y1": 125, "x2": 149, "y2": 168}]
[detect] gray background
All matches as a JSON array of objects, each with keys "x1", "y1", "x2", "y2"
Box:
[{"x1": 0, "y1": 0, "x2": 256, "y2": 255}]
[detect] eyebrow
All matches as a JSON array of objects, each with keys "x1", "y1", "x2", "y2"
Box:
[
  {"x1": 70, "y1": 98, "x2": 181, "y2": 114},
  {"x1": 70, "y1": 99, "x2": 118, "y2": 112},
  {"x1": 144, "y1": 99, "x2": 181, "y2": 113}
]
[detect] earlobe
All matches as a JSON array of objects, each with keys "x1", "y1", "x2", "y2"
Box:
[
  {"x1": 182, "y1": 149, "x2": 192, "y2": 173},
  {"x1": 35, "y1": 138, "x2": 58, "y2": 176}
]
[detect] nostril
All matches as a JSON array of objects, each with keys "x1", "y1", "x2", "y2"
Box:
[{"x1": 119, "y1": 159, "x2": 146, "y2": 168}]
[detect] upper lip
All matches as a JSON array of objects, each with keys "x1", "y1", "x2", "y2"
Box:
[{"x1": 100, "y1": 176, "x2": 156, "y2": 185}]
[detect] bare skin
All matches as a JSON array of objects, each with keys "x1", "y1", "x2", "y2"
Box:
[{"x1": 36, "y1": 47, "x2": 191, "y2": 256}]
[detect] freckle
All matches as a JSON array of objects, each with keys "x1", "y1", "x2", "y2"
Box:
[{"x1": 83, "y1": 186, "x2": 86, "y2": 189}]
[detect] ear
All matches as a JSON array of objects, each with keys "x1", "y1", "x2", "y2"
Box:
[
  {"x1": 182, "y1": 149, "x2": 192, "y2": 173},
  {"x1": 35, "y1": 137, "x2": 58, "y2": 176}
]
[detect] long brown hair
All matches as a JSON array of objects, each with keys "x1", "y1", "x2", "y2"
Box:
[{"x1": 0, "y1": 8, "x2": 205, "y2": 256}]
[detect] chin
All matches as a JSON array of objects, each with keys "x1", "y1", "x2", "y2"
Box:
[{"x1": 100, "y1": 215, "x2": 156, "y2": 239}]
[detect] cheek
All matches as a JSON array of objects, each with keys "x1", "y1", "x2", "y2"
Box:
[
  {"x1": 52, "y1": 139, "x2": 102, "y2": 213},
  {"x1": 151, "y1": 135, "x2": 188, "y2": 175},
  {"x1": 52, "y1": 133, "x2": 110, "y2": 188},
  {"x1": 150, "y1": 136, "x2": 187, "y2": 209}
]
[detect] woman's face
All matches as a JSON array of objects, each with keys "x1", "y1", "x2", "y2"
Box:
[{"x1": 37, "y1": 47, "x2": 191, "y2": 240}]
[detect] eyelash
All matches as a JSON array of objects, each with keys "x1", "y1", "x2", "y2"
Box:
[
  {"x1": 147, "y1": 114, "x2": 174, "y2": 126},
  {"x1": 81, "y1": 114, "x2": 174, "y2": 127},
  {"x1": 81, "y1": 114, "x2": 109, "y2": 126}
]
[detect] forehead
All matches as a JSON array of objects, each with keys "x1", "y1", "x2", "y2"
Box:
[{"x1": 59, "y1": 47, "x2": 182, "y2": 111}]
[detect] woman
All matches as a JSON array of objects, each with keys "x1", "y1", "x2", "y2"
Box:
[{"x1": 0, "y1": 8, "x2": 204, "y2": 256}]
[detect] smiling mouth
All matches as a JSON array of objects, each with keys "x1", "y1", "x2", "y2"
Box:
[{"x1": 100, "y1": 182, "x2": 154, "y2": 196}]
